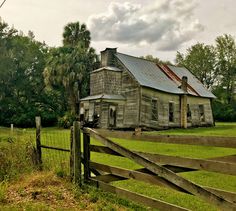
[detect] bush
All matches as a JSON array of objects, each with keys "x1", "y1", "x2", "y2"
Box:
[
  {"x1": 58, "y1": 112, "x2": 77, "y2": 128},
  {"x1": 0, "y1": 136, "x2": 36, "y2": 181},
  {"x1": 212, "y1": 100, "x2": 236, "y2": 121}
]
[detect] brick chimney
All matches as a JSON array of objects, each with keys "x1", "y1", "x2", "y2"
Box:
[
  {"x1": 180, "y1": 76, "x2": 188, "y2": 128},
  {"x1": 101, "y1": 48, "x2": 117, "y2": 67},
  {"x1": 181, "y1": 76, "x2": 188, "y2": 93}
]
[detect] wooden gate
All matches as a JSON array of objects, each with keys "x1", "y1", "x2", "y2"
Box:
[
  {"x1": 35, "y1": 118, "x2": 236, "y2": 210},
  {"x1": 81, "y1": 128, "x2": 236, "y2": 211}
]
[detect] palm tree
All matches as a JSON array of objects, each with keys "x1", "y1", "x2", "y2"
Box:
[
  {"x1": 44, "y1": 31, "x2": 99, "y2": 115},
  {"x1": 62, "y1": 22, "x2": 91, "y2": 48}
]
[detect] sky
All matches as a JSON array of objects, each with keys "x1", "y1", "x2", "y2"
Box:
[{"x1": 1, "y1": 0, "x2": 236, "y2": 62}]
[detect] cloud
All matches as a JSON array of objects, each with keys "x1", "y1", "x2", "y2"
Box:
[{"x1": 87, "y1": 0, "x2": 204, "y2": 51}]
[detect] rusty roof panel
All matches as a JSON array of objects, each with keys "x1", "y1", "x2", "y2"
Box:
[{"x1": 167, "y1": 65, "x2": 216, "y2": 98}]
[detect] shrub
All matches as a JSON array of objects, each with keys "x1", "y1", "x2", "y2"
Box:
[
  {"x1": 212, "y1": 101, "x2": 236, "y2": 121},
  {"x1": 58, "y1": 112, "x2": 76, "y2": 128},
  {"x1": 0, "y1": 135, "x2": 36, "y2": 181}
]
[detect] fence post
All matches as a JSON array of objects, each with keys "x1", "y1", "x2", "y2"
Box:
[
  {"x1": 70, "y1": 126, "x2": 74, "y2": 181},
  {"x1": 35, "y1": 116, "x2": 42, "y2": 170},
  {"x1": 73, "y1": 121, "x2": 81, "y2": 186},
  {"x1": 83, "y1": 129, "x2": 91, "y2": 182},
  {"x1": 10, "y1": 124, "x2": 14, "y2": 137}
]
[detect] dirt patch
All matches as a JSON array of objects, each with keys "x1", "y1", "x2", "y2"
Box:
[
  {"x1": 5, "y1": 171, "x2": 79, "y2": 210},
  {"x1": 1, "y1": 171, "x2": 127, "y2": 210}
]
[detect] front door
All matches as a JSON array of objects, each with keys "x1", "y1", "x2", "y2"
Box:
[{"x1": 108, "y1": 105, "x2": 117, "y2": 128}]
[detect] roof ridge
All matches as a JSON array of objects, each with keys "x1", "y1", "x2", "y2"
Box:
[{"x1": 116, "y1": 52, "x2": 158, "y2": 64}]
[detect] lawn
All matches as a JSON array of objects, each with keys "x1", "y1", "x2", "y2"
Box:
[
  {"x1": 145, "y1": 122, "x2": 236, "y2": 137},
  {"x1": 1, "y1": 123, "x2": 236, "y2": 210}
]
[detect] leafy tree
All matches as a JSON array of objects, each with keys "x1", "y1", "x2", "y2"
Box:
[
  {"x1": 63, "y1": 22, "x2": 90, "y2": 48},
  {"x1": 176, "y1": 43, "x2": 216, "y2": 89},
  {"x1": 215, "y1": 34, "x2": 236, "y2": 104},
  {"x1": 44, "y1": 22, "x2": 99, "y2": 115},
  {"x1": 0, "y1": 19, "x2": 62, "y2": 126},
  {"x1": 140, "y1": 55, "x2": 172, "y2": 65}
]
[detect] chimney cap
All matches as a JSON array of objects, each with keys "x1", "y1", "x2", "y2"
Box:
[{"x1": 182, "y1": 76, "x2": 188, "y2": 80}]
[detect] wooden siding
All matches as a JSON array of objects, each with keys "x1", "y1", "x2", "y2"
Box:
[
  {"x1": 140, "y1": 87, "x2": 214, "y2": 129},
  {"x1": 121, "y1": 70, "x2": 140, "y2": 127},
  {"x1": 90, "y1": 71, "x2": 104, "y2": 95},
  {"x1": 116, "y1": 104, "x2": 124, "y2": 128},
  {"x1": 140, "y1": 87, "x2": 180, "y2": 128},
  {"x1": 104, "y1": 71, "x2": 122, "y2": 95},
  {"x1": 100, "y1": 102, "x2": 109, "y2": 128},
  {"x1": 187, "y1": 96, "x2": 214, "y2": 126},
  {"x1": 90, "y1": 70, "x2": 121, "y2": 95}
]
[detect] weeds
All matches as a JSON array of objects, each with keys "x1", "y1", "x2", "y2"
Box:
[
  {"x1": 0, "y1": 134, "x2": 36, "y2": 181},
  {"x1": 0, "y1": 181, "x2": 7, "y2": 203}
]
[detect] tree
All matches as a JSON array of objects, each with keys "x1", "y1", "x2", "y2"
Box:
[
  {"x1": 215, "y1": 34, "x2": 236, "y2": 104},
  {"x1": 44, "y1": 22, "x2": 99, "y2": 115},
  {"x1": 176, "y1": 43, "x2": 216, "y2": 89},
  {"x1": 140, "y1": 55, "x2": 172, "y2": 65},
  {"x1": 0, "y1": 19, "x2": 62, "y2": 126},
  {"x1": 63, "y1": 22, "x2": 91, "y2": 48}
]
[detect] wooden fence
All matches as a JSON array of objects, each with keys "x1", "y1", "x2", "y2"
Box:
[{"x1": 35, "y1": 118, "x2": 236, "y2": 210}]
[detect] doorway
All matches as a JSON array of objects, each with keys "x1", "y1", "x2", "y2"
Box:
[{"x1": 108, "y1": 104, "x2": 117, "y2": 128}]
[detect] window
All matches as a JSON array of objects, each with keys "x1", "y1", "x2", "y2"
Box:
[
  {"x1": 151, "y1": 99, "x2": 158, "y2": 121},
  {"x1": 199, "y1": 105, "x2": 205, "y2": 122},
  {"x1": 187, "y1": 104, "x2": 192, "y2": 122},
  {"x1": 169, "y1": 102, "x2": 174, "y2": 122}
]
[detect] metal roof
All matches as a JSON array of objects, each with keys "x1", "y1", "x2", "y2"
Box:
[
  {"x1": 115, "y1": 53, "x2": 215, "y2": 98},
  {"x1": 115, "y1": 53, "x2": 184, "y2": 95},
  {"x1": 80, "y1": 94, "x2": 125, "y2": 101},
  {"x1": 167, "y1": 65, "x2": 216, "y2": 98}
]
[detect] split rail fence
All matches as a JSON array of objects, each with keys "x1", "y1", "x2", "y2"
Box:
[{"x1": 35, "y1": 117, "x2": 236, "y2": 211}]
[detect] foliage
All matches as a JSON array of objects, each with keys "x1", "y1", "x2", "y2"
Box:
[
  {"x1": 215, "y1": 34, "x2": 236, "y2": 104},
  {"x1": 44, "y1": 22, "x2": 99, "y2": 115},
  {"x1": 0, "y1": 19, "x2": 63, "y2": 127},
  {"x1": 212, "y1": 100, "x2": 236, "y2": 122},
  {"x1": 176, "y1": 35, "x2": 236, "y2": 121},
  {"x1": 0, "y1": 135, "x2": 35, "y2": 181},
  {"x1": 140, "y1": 55, "x2": 172, "y2": 65},
  {"x1": 57, "y1": 112, "x2": 77, "y2": 128},
  {"x1": 176, "y1": 43, "x2": 216, "y2": 89}
]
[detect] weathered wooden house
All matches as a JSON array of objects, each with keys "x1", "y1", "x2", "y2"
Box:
[{"x1": 80, "y1": 48, "x2": 216, "y2": 129}]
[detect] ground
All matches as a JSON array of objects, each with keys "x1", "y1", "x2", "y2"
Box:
[
  {"x1": 0, "y1": 171, "x2": 135, "y2": 211},
  {"x1": 0, "y1": 122, "x2": 236, "y2": 210}
]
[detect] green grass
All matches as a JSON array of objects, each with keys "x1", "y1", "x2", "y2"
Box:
[
  {"x1": 1, "y1": 123, "x2": 236, "y2": 211},
  {"x1": 113, "y1": 179, "x2": 218, "y2": 211},
  {"x1": 145, "y1": 122, "x2": 236, "y2": 137}
]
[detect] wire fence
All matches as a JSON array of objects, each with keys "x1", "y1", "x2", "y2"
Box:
[
  {"x1": 40, "y1": 129, "x2": 71, "y2": 176},
  {"x1": 0, "y1": 126, "x2": 72, "y2": 176}
]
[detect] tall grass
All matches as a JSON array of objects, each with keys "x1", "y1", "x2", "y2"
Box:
[{"x1": 0, "y1": 131, "x2": 36, "y2": 181}]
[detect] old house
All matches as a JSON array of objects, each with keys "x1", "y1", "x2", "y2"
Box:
[{"x1": 80, "y1": 48, "x2": 216, "y2": 129}]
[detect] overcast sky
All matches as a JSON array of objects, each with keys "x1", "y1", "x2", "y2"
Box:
[{"x1": 1, "y1": 0, "x2": 236, "y2": 61}]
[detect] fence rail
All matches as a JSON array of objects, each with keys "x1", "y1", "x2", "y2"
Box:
[
  {"x1": 97, "y1": 130, "x2": 236, "y2": 148},
  {"x1": 35, "y1": 118, "x2": 236, "y2": 210}
]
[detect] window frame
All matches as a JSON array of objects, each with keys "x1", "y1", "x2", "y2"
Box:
[
  {"x1": 187, "y1": 104, "x2": 192, "y2": 122},
  {"x1": 151, "y1": 98, "x2": 158, "y2": 121},
  {"x1": 199, "y1": 104, "x2": 205, "y2": 122},
  {"x1": 169, "y1": 102, "x2": 174, "y2": 122}
]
